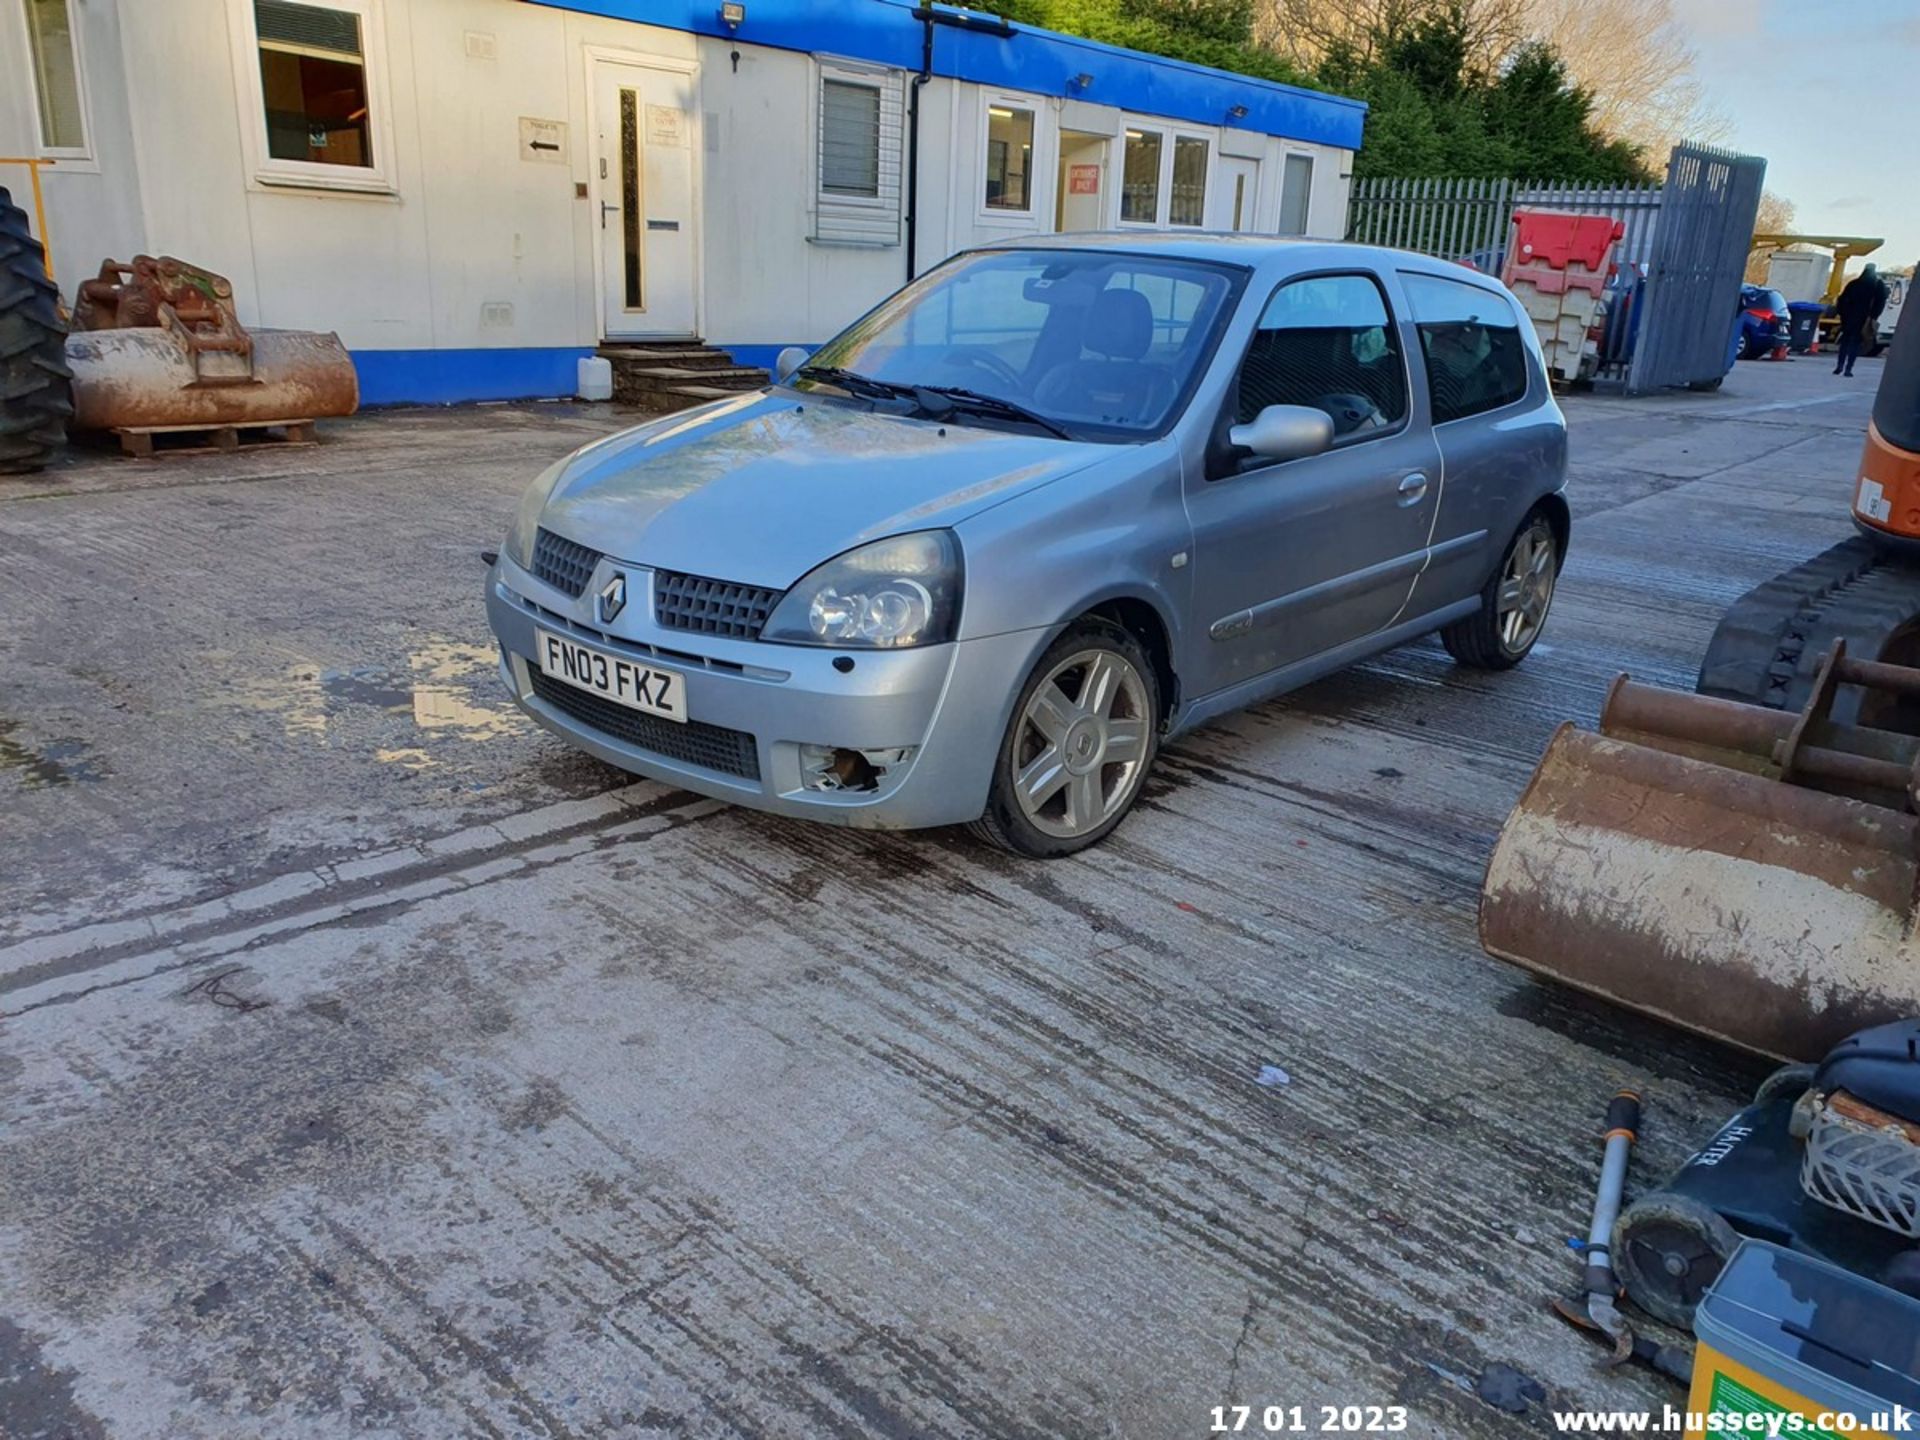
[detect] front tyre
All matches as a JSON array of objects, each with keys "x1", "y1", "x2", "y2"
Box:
[
  {"x1": 969, "y1": 618, "x2": 1159, "y2": 858},
  {"x1": 1441, "y1": 512, "x2": 1559, "y2": 670}
]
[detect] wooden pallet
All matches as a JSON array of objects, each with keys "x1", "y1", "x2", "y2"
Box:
[{"x1": 111, "y1": 418, "x2": 317, "y2": 458}]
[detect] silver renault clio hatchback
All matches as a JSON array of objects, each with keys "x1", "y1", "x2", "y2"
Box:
[{"x1": 487, "y1": 234, "x2": 1568, "y2": 856}]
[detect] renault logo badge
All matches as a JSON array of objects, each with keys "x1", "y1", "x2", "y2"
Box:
[{"x1": 597, "y1": 572, "x2": 627, "y2": 624}]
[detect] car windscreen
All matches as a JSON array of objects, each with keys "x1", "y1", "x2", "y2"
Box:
[{"x1": 796, "y1": 248, "x2": 1242, "y2": 441}]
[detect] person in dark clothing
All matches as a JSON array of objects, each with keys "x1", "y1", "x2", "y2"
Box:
[{"x1": 1835, "y1": 263, "x2": 1890, "y2": 376}]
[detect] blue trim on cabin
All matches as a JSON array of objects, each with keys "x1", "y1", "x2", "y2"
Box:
[
  {"x1": 527, "y1": 0, "x2": 1366, "y2": 151},
  {"x1": 351, "y1": 347, "x2": 596, "y2": 406}
]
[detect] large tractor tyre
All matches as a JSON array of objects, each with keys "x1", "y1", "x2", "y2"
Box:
[{"x1": 0, "y1": 186, "x2": 72, "y2": 475}]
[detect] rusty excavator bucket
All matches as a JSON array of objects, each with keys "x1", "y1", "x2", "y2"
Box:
[
  {"x1": 64, "y1": 255, "x2": 357, "y2": 432},
  {"x1": 1481, "y1": 641, "x2": 1920, "y2": 1062}
]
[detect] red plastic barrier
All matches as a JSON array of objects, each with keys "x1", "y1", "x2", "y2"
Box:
[{"x1": 1507, "y1": 210, "x2": 1626, "y2": 273}]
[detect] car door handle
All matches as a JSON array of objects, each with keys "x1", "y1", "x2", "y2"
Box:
[{"x1": 1397, "y1": 473, "x2": 1429, "y2": 506}]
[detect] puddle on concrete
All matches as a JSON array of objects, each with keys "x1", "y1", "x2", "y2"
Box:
[
  {"x1": 0, "y1": 718, "x2": 107, "y2": 788},
  {"x1": 375, "y1": 746, "x2": 437, "y2": 771},
  {"x1": 405, "y1": 641, "x2": 525, "y2": 742},
  {"x1": 233, "y1": 639, "x2": 526, "y2": 761},
  {"x1": 320, "y1": 668, "x2": 413, "y2": 712}
]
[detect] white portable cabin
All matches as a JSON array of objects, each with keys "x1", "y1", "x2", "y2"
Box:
[
  {"x1": 1766, "y1": 250, "x2": 1834, "y2": 306},
  {"x1": 2, "y1": 0, "x2": 1367, "y2": 404}
]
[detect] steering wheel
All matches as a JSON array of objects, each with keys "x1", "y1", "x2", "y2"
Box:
[{"x1": 944, "y1": 349, "x2": 1021, "y2": 388}]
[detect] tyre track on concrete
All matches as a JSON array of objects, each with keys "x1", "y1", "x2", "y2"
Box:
[
  {"x1": 558, "y1": 806, "x2": 1694, "y2": 1425},
  {"x1": 0, "y1": 786, "x2": 726, "y2": 1013}
]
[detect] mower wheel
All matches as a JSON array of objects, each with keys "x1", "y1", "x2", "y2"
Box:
[
  {"x1": 1614, "y1": 1191, "x2": 1740, "y2": 1330},
  {"x1": 0, "y1": 186, "x2": 72, "y2": 476},
  {"x1": 1753, "y1": 1063, "x2": 1817, "y2": 1108}
]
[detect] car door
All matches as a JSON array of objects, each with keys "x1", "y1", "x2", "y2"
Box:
[
  {"x1": 1395, "y1": 269, "x2": 1555, "y2": 619},
  {"x1": 1184, "y1": 269, "x2": 1441, "y2": 696}
]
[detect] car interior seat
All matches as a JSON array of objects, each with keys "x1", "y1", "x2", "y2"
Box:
[{"x1": 1034, "y1": 288, "x2": 1174, "y2": 424}]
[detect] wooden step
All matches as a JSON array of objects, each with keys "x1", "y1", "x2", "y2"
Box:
[
  {"x1": 605, "y1": 362, "x2": 768, "y2": 408},
  {"x1": 665, "y1": 383, "x2": 755, "y2": 403},
  {"x1": 597, "y1": 344, "x2": 739, "y2": 370},
  {"x1": 612, "y1": 363, "x2": 767, "y2": 384}
]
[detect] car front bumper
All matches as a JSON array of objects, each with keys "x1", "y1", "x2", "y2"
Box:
[{"x1": 485, "y1": 555, "x2": 1050, "y2": 830}]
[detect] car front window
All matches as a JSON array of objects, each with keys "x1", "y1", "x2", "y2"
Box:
[{"x1": 797, "y1": 248, "x2": 1240, "y2": 440}]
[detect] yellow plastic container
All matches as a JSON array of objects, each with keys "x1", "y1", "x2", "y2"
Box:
[{"x1": 1689, "y1": 1241, "x2": 1920, "y2": 1435}]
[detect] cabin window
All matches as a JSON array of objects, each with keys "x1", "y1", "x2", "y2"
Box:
[
  {"x1": 814, "y1": 60, "x2": 903, "y2": 246},
  {"x1": 1169, "y1": 136, "x2": 1209, "y2": 226},
  {"x1": 22, "y1": 0, "x2": 86, "y2": 153},
  {"x1": 984, "y1": 104, "x2": 1034, "y2": 211},
  {"x1": 821, "y1": 79, "x2": 881, "y2": 197},
  {"x1": 1121, "y1": 128, "x2": 1162, "y2": 223},
  {"x1": 255, "y1": 0, "x2": 373, "y2": 167}
]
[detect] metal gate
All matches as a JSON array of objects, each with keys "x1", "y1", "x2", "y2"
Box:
[{"x1": 1627, "y1": 144, "x2": 1767, "y2": 393}]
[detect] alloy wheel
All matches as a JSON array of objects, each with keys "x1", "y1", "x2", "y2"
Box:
[
  {"x1": 1011, "y1": 648, "x2": 1152, "y2": 840},
  {"x1": 1496, "y1": 522, "x2": 1556, "y2": 655}
]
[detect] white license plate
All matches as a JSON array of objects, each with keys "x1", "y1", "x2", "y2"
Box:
[{"x1": 534, "y1": 629, "x2": 685, "y2": 724}]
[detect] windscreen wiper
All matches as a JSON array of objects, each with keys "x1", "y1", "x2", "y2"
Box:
[
  {"x1": 793, "y1": 364, "x2": 914, "y2": 402},
  {"x1": 911, "y1": 385, "x2": 1073, "y2": 440}
]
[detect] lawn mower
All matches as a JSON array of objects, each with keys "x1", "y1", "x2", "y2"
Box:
[{"x1": 1613, "y1": 1018, "x2": 1920, "y2": 1330}]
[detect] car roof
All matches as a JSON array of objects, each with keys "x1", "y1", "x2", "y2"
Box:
[{"x1": 973, "y1": 230, "x2": 1510, "y2": 289}]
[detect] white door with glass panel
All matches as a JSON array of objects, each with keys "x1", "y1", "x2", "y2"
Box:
[
  {"x1": 593, "y1": 59, "x2": 697, "y2": 338},
  {"x1": 1212, "y1": 157, "x2": 1258, "y2": 232}
]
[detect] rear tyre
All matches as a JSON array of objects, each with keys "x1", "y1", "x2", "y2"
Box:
[
  {"x1": 1441, "y1": 512, "x2": 1560, "y2": 670},
  {"x1": 1614, "y1": 1191, "x2": 1740, "y2": 1330},
  {"x1": 1753, "y1": 1062, "x2": 1817, "y2": 1107},
  {"x1": 0, "y1": 186, "x2": 71, "y2": 476},
  {"x1": 968, "y1": 618, "x2": 1159, "y2": 859}
]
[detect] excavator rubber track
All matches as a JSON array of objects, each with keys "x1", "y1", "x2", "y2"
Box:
[{"x1": 1698, "y1": 537, "x2": 1920, "y2": 727}]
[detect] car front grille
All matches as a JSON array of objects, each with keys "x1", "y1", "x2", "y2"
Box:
[
  {"x1": 531, "y1": 528, "x2": 602, "y2": 598},
  {"x1": 654, "y1": 570, "x2": 784, "y2": 639},
  {"x1": 528, "y1": 669, "x2": 760, "y2": 780}
]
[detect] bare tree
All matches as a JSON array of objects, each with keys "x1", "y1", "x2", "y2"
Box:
[
  {"x1": 1254, "y1": 0, "x2": 1526, "y2": 69},
  {"x1": 1527, "y1": 0, "x2": 1728, "y2": 157},
  {"x1": 1254, "y1": 0, "x2": 1726, "y2": 159},
  {"x1": 1747, "y1": 191, "x2": 1800, "y2": 283}
]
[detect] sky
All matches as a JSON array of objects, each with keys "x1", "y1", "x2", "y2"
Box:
[{"x1": 1670, "y1": 0, "x2": 1920, "y2": 276}]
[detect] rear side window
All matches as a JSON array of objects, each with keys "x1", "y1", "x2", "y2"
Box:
[
  {"x1": 1402, "y1": 272, "x2": 1529, "y2": 423},
  {"x1": 1235, "y1": 272, "x2": 1408, "y2": 438}
]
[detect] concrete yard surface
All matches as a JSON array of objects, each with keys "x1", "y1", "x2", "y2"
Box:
[{"x1": 0, "y1": 356, "x2": 1884, "y2": 1438}]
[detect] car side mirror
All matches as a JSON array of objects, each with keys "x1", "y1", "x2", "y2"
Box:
[
  {"x1": 774, "y1": 346, "x2": 811, "y2": 384},
  {"x1": 1228, "y1": 404, "x2": 1335, "y2": 463}
]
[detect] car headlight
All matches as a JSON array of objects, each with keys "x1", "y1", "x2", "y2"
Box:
[
  {"x1": 760, "y1": 531, "x2": 963, "y2": 649},
  {"x1": 504, "y1": 457, "x2": 570, "y2": 568}
]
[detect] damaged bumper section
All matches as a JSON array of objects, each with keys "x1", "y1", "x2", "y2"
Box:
[{"x1": 485, "y1": 554, "x2": 1045, "y2": 829}]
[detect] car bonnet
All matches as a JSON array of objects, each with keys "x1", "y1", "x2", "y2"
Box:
[{"x1": 537, "y1": 392, "x2": 1111, "y2": 589}]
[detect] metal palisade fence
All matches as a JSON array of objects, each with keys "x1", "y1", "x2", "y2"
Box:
[
  {"x1": 1345, "y1": 175, "x2": 1662, "y2": 276},
  {"x1": 1345, "y1": 150, "x2": 1760, "y2": 391},
  {"x1": 1345, "y1": 176, "x2": 1521, "y2": 266},
  {"x1": 1628, "y1": 144, "x2": 1766, "y2": 394}
]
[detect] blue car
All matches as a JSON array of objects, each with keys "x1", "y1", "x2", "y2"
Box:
[{"x1": 1737, "y1": 285, "x2": 1791, "y2": 359}]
